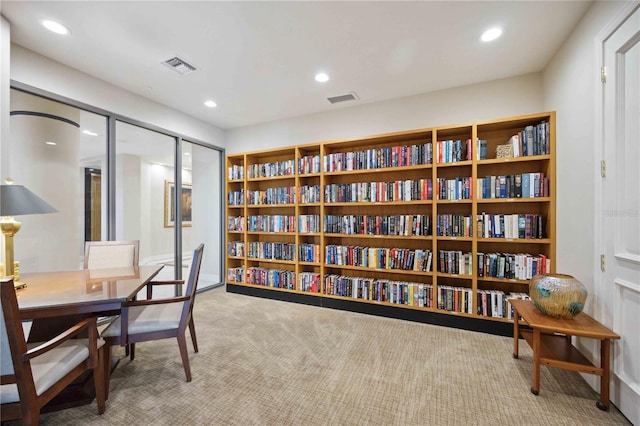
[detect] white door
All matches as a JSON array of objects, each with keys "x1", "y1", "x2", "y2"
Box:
[{"x1": 601, "y1": 4, "x2": 640, "y2": 424}]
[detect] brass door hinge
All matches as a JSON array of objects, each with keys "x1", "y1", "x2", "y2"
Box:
[
  {"x1": 601, "y1": 254, "x2": 606, "y2": 272},
  {"x1": 601, "y1": 160, "x2": 606, "y2": 177},
  {"x1": 601, "y1": 66, "x2": 607, "y2": 83}
]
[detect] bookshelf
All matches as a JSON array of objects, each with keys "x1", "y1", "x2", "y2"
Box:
[{"x1": 226, "y1": 112, "x2": 555, "y2": 334}]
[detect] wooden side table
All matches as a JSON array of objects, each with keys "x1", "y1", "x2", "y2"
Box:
[{"x1": 510, "y1": 299, "x2": 620, "y2": 410}]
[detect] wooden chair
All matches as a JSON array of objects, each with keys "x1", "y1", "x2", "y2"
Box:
[
  {"x1": 101, "y1": 243, "x2": 204, "y2": 389},
  {"x1": 0, "y1": 278, "x2": 106, "y2": 425},
  {"x1": 84, "y1": 240, "x2": 140, "y2": 269}
]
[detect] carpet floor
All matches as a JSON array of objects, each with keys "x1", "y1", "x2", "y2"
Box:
[{"x1": 32, "y1": 286, "x2": 630, "y2": 425}]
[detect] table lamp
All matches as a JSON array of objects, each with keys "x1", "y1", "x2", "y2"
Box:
[{"x1": 1, "y1": 178, "x2": 57, "y2": 289}]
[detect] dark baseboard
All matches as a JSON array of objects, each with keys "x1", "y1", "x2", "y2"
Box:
[{"x1": 226, "y1": 283, "x2": 514, "y2": 337}]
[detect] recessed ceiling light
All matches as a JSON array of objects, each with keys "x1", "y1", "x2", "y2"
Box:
[
  {"x1": 204, "y1": 100, "x2": 217, "y2": 108},
  {"x1": 184, "y1": 152, "x2": 191, "y2": 156},
  {"x1": 45, "y1": 141, "x2": 57, "y2": 146},
  {"x1": 315, "y1": 72, "x2": 330, "y2": 83},
  {"x1": 481, "y1": 27, "x2": 502, "y2": 42},
  {"x1": 82, "y1": 129, "x2": 98, "y2": 136},
  {"x1": 41, "y1": 19, "x2": 70, "y2": 35}
]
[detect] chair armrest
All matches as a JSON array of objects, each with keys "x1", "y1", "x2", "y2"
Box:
[
  {"x1": 149, "y1": 280, "x2": 185, "y2": 286},
  {"x1": 22, "y1": 316, "x2": 99, "y2": 362},
  {"x1": 145, "y1": 280, "x2": 185, "y2": 299},
  {"x1": 124, "y1": 295, "x2": 190, "y2": 307}
]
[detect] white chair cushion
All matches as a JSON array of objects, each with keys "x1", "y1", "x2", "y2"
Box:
[
  {"x1": 101, "y1": 302, "x2": 183, "y2": 337},
  {"x1": 0, "y1": 338, "x2": 104, "y2": 404}
]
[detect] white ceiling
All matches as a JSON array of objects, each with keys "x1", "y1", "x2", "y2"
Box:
[{"x1": 2, "y1": 1, "x2": 592, "y2": 130}]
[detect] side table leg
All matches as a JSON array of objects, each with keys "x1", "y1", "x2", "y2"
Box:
[
  {"x1": 596, "y1": 339, "x2": 611, "y2": 411},
  {"x1": 531, "y1": 329, "x2": 540, "y2": 395},
  {"x1": 513, "y1": 308, "x2": 520, "y2": 359}
]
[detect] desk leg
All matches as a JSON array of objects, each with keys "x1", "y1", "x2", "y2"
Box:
[
  {"x1": 596, "y1": 339, "x2": 611, "y2": 411},
  {"x1": 531, "y1": 329, "x2": 540, "y2": 395},
  {"x1": 513, "y1": 308, "x2": 519, "y2": 359}
]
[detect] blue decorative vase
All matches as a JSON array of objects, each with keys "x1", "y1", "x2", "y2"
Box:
[{"x1": 529, "y1": 273, "x2": 588, "y2": 319}]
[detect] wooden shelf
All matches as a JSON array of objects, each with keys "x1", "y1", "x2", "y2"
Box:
[{"x1": 226, "y1": 112, "x2": 556, "y2": 329}]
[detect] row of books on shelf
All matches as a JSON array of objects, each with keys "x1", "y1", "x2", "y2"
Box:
[
  {"x1": 436, "y1": 139, "x2": 472, "y2": 164},
  {"x1": 247, "y1": 159, "x2": 296, "y2": 178},
  {"x1": 299, "y1": 243, "x2": 320, "y2": 263},
  {"x1": 476, "y1": 213, "x2": 544, "y2": 239},
  {"x1": 476, "y1": 120, "x2": 550, "y2": 160},
  {"x1": 323, "y1": 143, "x2": 433, "y2": 172},
  {"x1": 247, "y1": 215, "x2": 296, "y2": 233},
  {"x1": 478, "y1": 252, "x2": 550, "y2": 280},
  {"x1": 228, "y1": 189, "x2": 244, "y2": 206},
  {"x1": 436, "y1": 177, "x2": 472, "y2": 200},
  {"x1": 228, "y1": 164, "x2": 244, "y2": 180},
  {"x1": 247, "y1": 241, "x2": 296, "y2": 261},
  {"x1": 227, "y1": 241, "x2": 244, "y2": 257},
  {"x1": 227, "y1": 216, "x2": 244, "y2": 232},
  {"x1": 299, "y1": 185, "x2": 320, "y2": 203},
  {"x1": 436, "y1": 214, "x2": 473, "y2": 237},
  {"x1": 324, "y1": 214, "x2": 431, "y2": 237},
  {"x1": 325, "y1": 245, "x2": 432, "y2": 272},
  {"x1": 477, "y1": 173, "x2": 549, "y2": 199},
  {"x1": 324, "y1": 274, "x2": 433, "y2": 307},
  {"x1": 247, "y1": 186, "x2": 296, "y2": 205},
  {"x1": 478, "y1": 291, "x2": 530, "y2": 319},
  {"x1": 230, "y1": 213, "x2": 545, "y2": 240},
  {"x1": 299, "y1": 154, "x2": 321, "y2": 175},
  {"x1": 246, "y1": 267, "x2": 296, "y2": 289},
  {"x1": 228, "y1": 266, "x2": 532, "y2": 318},
  {"x1": 439, "y1": 251, "x2": 472, "y2": 275},
  {"x1": 298, "y1": 215, "x2": 321, "y2": 233},
  {"x1": 299, "y1": 272, "x2": 321, "y2": 292},
  {"x1": 437, "y1": 286, "x2": 473, "y2": 314},
  {"x1": 324, "y1": 179, "x2": 432, "y2": 203}
]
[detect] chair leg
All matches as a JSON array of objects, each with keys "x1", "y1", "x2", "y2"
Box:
[
  {"x1": 23, "y1": 405, "x2": 40, "y2": 426},
  {"x1": 189, "y1": 317, "x2": 199, "y2": 353},
  {"x1": 103, "y1": 343, "x2": 112, "y2": 400},
  {"x1": 177, "y1": 334, "x2": 192, "y2": 382},
  {"x1": 94, "y1": 346, "x2": 107, "y2": 414},
  {"x1": 129, "y1": 343, "x2": 136, "y2": 361}
]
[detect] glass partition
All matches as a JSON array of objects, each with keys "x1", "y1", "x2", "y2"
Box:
[
  {"x1": 8, "y1": 88, "x2": 107, "y2": 272},
  {"x1": 182, "y1": 140, "x2": 223, "y2": 290},
  {"x1": 5, "y1": 85, "x2": 224, "y2": 293}
]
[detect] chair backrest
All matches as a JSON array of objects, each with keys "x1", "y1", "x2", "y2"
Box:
[
  {"x1": 180, "y1": 244, "x2": 205, "y2": 326},
  {"x1": 84, "y1": 240, "x2": 140, "y2": 269},
  {"x1": 1, "y1": 278, "x2": 37, "y2": 397}
]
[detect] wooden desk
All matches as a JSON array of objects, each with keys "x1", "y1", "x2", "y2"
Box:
[
  {"x1": 510, "y1": 299, "x2": 620, "y2": 410},
  {"x1": 15, "y1": 265, "x2": 163, "y2": 410}
]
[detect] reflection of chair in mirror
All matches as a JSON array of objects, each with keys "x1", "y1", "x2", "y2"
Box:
[
  {"x1": 84, "y1": 240, "x2": 140, "y2": 270},
  {"x1": 101, "y1": 244, "x2": 204, "y2": 390},
  {"x1": 0, "y1": 278, "x2": 106, "y2": 424}
]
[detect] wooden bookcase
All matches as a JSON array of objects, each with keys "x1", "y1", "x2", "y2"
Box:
[{"x1": 226, "y1": 112, "x2": 555, "y2": 333}]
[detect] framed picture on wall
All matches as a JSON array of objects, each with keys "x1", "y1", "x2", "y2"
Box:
[{"x1": 164, "y1": 180, "x2": 192, "y2": 228}]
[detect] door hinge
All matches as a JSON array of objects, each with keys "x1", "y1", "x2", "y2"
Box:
[
  {"x1": 601, "y1": 254, "x2": 606, "y2": 272},
  {"x1": 601, "y1": 66, "x2": 607, "y2": 83},
  {"x1": 601, "y1": 160, "x2": 606, "y2": 177}
]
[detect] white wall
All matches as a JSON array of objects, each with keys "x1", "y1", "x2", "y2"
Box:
[
  {"x1": 0, "y1": 17, "x2": 10, "y2": 184},
  {"x1": 10, "y1": 44, "x2": 225, "y2": 149},
  {"x1": 225, "y1": 73, "x2": 544, "y2": 152}
]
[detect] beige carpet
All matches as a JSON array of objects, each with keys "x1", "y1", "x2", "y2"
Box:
[{"x1": 32, "y1": 286, "x2": 630, "y2": 425}]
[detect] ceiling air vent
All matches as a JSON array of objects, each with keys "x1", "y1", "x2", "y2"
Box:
[
  {"x1": 327, "y1": 92, "x2": 359, "y2": 104},
  {"x1": 162, "y1": 56, "x2": 197, "y2": 75}
]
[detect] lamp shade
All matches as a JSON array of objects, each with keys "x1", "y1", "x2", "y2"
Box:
[{"x1": 0, "y1": 184, "x2": 58, "y2": 216}]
